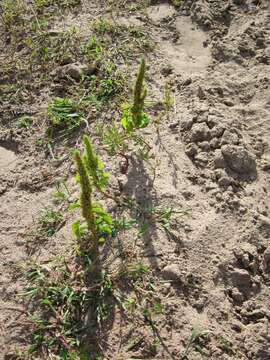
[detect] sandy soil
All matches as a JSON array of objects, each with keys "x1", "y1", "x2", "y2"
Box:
[{"x1": 0, "y1": 0, "x2": 270, "y2": 359}]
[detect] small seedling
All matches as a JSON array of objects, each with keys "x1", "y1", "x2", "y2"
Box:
[
  {"x1": 113, "y1": 217, "x2": 138, "y2": 233},
  {"x1": 82, "y1": 35, "x2": 103, "y2": 63},
  {"x1": 27, "y1": 207, "x2": 64, "y2": 245},
  {"x1": 217, "y1": 335, "x2": 237, "y2": 356},
  {"x1": 181, "y1": 328, "x2": 212, "y2": 359},
  {"x1": 163, "y1": 83, "x2": 174, "y2": 114},
  {"x1": 145, "y1": 205, "x2": 192, "y2": 233},
  {"x1": 129, "y1": 263, "x2": 150, "y2": 282},
  {"x1": 53, "y1": 179, "x2": 71, "y2": 203},
  {"x1": 123, "y1": 297, "x2": 137, "y2": 313}
]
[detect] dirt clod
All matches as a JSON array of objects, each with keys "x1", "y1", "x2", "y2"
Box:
[
  {"x1": 221, "y1": 145, "x2": 257, "y2": 174},
  {"x1": 161, "y1": 264, "x2": 182, "y2": 282},
  {"x1": 190, "y1": 123, "x2": 211, "y2": 142}
]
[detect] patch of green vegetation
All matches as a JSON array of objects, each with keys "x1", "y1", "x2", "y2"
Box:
[
  {"x1": 34, "y1": 0, "x2": 81, "y2": 9},
  {"x1": 106, "y1": 0, "x2": 150, "y2": 13},
  {"x1": 82, "y1": 35, "x2": 103, "y2": 63},
  {"x1": 147, "y1": 205, "x2": 191, "y2": 232},
  {"x1": 48, "y1": 97, "x2": 84, "y2": 134},
  {"x1": 24, "y1": 138, "x2": 117, "y2": 358},
  {"x1": 53, "y1": 179, "x2": 71, "y2": 203},
  {"x1": 171, "y1": 0, "x2": 182, "y2": 7},
  {"x1": 181, "y1": 328, "x2": 212, "y2": 359},
  {"x1": 163, "y1": 83, "x2": 174, "y2": 114},
  {"x1": 96, "y1": 123, "x2": 128, "y2": 155},
  {"x1": 16, "y1": 116, "x2": 33, "y2": 130},
  {"x1": 27, "y1": 207, "x2": 64, "y2": 248},
  {"x1": 23, "y1": 258, "x2": 114, "y2": 359},
  {"x1": 217, "y1": 335, "x2": 237, "y2": 356},
  {"x1": 26, "y1": 27, "x2": 79, "y2": 64},
  {"x1": 82, "y1": 40, "x2": 126, "y2": 103},
  {"x1": 1, "y1": 0, "x2": 26, "y2": 30},
  {"x1": 38, "y1": 207, "x2": 64, "y2": 238},
  {"x1": 89, "y1": 19, "x2": 153, "y2": 56}
]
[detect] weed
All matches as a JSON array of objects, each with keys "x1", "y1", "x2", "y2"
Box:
[
  {"x1": 143, "y1": 299, "x2": 165, "y2": 317},
  {"x1": 128, "y1": 263, "x2": 150, "y2": 282},
  {"x1": 34, "y1": 0, "x2": 81, "y2": 10},
  {"x1": 147, "y1": 205, "x2": 191, "y2": 232},
  {"x1": 74, "y1": 149, "x2": 99, "y2": 257},
  {"x1": 82, "y1": 37, "x2": 126, "y2": 103},
  {"x1": 217, "y1": 335, "x2": 237, "y2": 356},
  {"x1": 123, "y1": 297, "x2": 137, "y2": 313},
  {"x1": 53, "y1": 179, "x2": 71, "y2": 203},
  {"x1": 48, "y1": 97, "x2": 84, "y2": 134},
  {"x1": 24, "y1": 194, "x2": 115, "y2": 358},
  {"x1": 73, "y1": 137, "x2": 114, "y2": 257},
  {"x1": 82, "y1": 36, "x2": 104, "y2": 63},
  {"x1": 28, "y1": 207, "x2": 64, "y2": 240},
  {"x1": 89, "y1": 19, "x2": 152, "y2": 56},
  {"x1": 24, "y1": 259, "x2": 107, "y2": 358},
  {"x1": 121, "y1": 58, "x2": 149, "y2": 132},
  {"x1": 94, "y1": 59, "x2": 151, "y2": 173},
  {"x1": 108, "y1": 0, "x2": 150, "y2": 13},
  {"x1": 1, "y1": 0, "x2": 26, "y2": 30},
  {"x1": 98, "y1": 76, "x2": 123, "y2": 100},
  {"x1": 181, "y1": 328, "x2": 212, "y2": 359},
  {"x1": 25, "y1": 27, "x2": 79, "y2": 65},
  {"x1": 90, "y1": 19, "x2": 123, "y2": 37},
  {"x1": 163, "y1": 83, "x2": 174, "y2": 114},
  {"x1": 82, "y1": 134, "x2": 118, "y2": 202},
  {"x1": 16, "y1": 116, "x2": 33, "y2": 130},
  {"x1": 113, "y1": 217, "x2": 138, "y2": 233},
  {"x1": 98, "y1": 123, "x2": 127, "y2": 155}
]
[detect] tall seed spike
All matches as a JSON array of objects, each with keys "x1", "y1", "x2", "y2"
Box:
[
  {"x1": 84, "y1": 135, "x2": 98, "y2": 170},
  {"x1": 74, "y1": 150, "x2": 97, "y2": 241},
  {"x1": 83, "y1": 135, "x2": 100, "y2": 189},
  {"x1": 132, "y1": 58, "x2": 146, "y2": 128}
]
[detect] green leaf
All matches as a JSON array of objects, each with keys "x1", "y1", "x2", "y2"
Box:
[
  {"x1": 72, "y1": 220, "x2": 87, "y2": 239},
  {"x1": 69, "y1": 202, "x2": 81, "y2": 210}
]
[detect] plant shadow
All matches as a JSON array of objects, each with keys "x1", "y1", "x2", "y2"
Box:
[{"x1": 122, "y1": 156, "x2": 161, "y2": 272}]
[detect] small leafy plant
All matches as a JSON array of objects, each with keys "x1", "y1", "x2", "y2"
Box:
[
  {"x1": 121, "y1": 58, "x2": 149, "y2": 132},
  {"x1": 38, "y1": 207, "x2": 64, "y2": 237},
  {"x1": 182, "y1": 328, "x2": 212, "y2": 359},
  {"x1": 48, "y1": 97, "x2": 84, "y2": 134},
  {"x1": 99, "y1": 123, "x2": 128, "y2": 156},
  {"x1": 16, "y1": 116, "x2": 33, "y2": 130}
]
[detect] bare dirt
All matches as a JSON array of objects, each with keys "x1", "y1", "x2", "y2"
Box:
[{"x1": 0, "y1": 0, "x2": 270, "y2": 359}]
